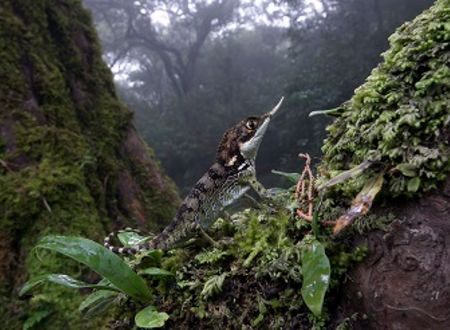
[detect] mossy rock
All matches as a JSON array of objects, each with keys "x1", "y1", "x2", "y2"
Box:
[{"x1": 319, "y1": 0, "x2": 450, "y2": 198}]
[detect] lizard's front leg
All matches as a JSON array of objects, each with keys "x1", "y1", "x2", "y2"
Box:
[
  {"x1": 248, "y1": 176, "x2": 274, "y2": 200},
  {"x1": 199, "y1": 226, "x2": 219, "y2": 247}
]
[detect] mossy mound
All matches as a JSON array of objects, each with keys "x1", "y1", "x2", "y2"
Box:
[
  {"x1": 320, "y1": 0, "x2": 450, "y2": 198},
  {"x1": 0, "y1": 0, "x2": 178, "y2": 328},
  {"x1": 112, "y1": 200, "x2": 367, "y2": 329},
  {"x1": 162, "y1": 209, "x2": 312, "y2": 329}
]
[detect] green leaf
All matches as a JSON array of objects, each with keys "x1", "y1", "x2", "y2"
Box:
[
  {"x1": 311, "y1": 212, "x2": 319, "y2": 238},
  {"x1": 200, "y1": 273, "x2": 227, "y2": 299},
  {"x1": 79, "y1": 290, "x2": 119, "y2": 318},
  {"x1": 266, "y1": 187, "x2": 288, "y2": 195},
  {"x1": 301, "y1": 239, "x2": 330, "y2": 316},
  {"x1": 271, "y1": 170, "x2": 300, "y2": 184},
  {"x1": 19, "y1": 274, "x2": 119, "y2": 297},
  {"x1": 135, "y1": 305, "x2": 169, "y2": 328},
  {"x1": 318, "y1": 160, "x2": 373, "y2": 190},
  {"x1": 35, "y1": 235, "x2": 152, "y2": 302},
  {"x1": 309, "y1": 106, "x2": 344, "y2": 117},
  {"x1": 407, "y1": 177, "x2": 421, "y2": 192},
  {"x1": 117, "y1": 231, "x2": 150, "y2": 247},
  {"x1": 23, "y1": 310, "x2": 51, "y2": 330},
  {"x1": 395, "y1": 163, "x2": 417, "y2": 177},
  {"x1": 139, "y1": 267, "x2": 174, "y2": 277},
  {"x1": 195, "y1": 248, "x2": 230, "y2": 265}
]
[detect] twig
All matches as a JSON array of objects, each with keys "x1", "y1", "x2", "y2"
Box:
[
  {"x1": 42, "y1": 197, "x2": 52, "y2": 214},
  {"x1": 0, "y1": 159, "x2": 11, "y2": 172},
  {"x1": 295, "y1": 153, "x2": 314, "y2": 222},
  {"x1": 295, "y1": 153, "x2": 335, "y2": 226}
]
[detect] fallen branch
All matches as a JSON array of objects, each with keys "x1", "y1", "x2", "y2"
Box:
[{"x1": 332, "y1": 173, "x2": 384, "y2": 234}]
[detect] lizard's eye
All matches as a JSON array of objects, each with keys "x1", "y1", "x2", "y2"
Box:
[{"x1": 245, "y1": 120, "x2": 257, "y2": 130}]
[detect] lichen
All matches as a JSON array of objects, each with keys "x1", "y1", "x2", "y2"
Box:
[{"x1": 319, "y1": 0, "x2": 450, "y2": 198}]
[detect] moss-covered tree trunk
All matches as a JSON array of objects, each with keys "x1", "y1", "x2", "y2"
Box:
[{"x1": 0, "y1": 0, "x2": 179, "y2": 328}]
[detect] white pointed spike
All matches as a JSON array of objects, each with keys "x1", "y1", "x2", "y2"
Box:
[{"x1": 269, "y1": 96, "x2": 284, "y2": 116}]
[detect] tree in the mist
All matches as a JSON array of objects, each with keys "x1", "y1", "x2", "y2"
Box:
[
  {"x1": 125, "y1": 26, "x2": 291, "y2": 191},
  {"x1": 84, "y1": 0, "x2": 238, "y2": 106},
  {"x1": 0, "y1": 0, "x2": 178, "y2": 328},
  {"x1": 83, "y1": 0, "x2": 295, "y2": 191}
]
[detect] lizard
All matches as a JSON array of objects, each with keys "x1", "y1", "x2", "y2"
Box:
[{"x1": 104, "y1": 97, "x2": 284, "y2": 254}]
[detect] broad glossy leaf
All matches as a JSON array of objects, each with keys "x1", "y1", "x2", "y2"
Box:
[
  {"x1": 139, "y1": 267, "x2": 174, "y2": 277},
  {"x1": 135, "y1": 305, "x2": 169, "y2": 328},
  {"x1": 35, "y1": 235, "x2": 152, "y2": 302},
  {"x1": 79, "y1": 290, "x2": 119, "y2": 318},
  {"x1": 117, "y1": 231, "x2": 150, "y2": 247},
  {"x1": 19, "y1": 274, "x2": 119, "y2": 297},
  {"x1": 271, "y1": 170, "x2": 300, "y2": 184},
  {"x1": 301, "y1": 239, "x2": 330, "y2": 316}
]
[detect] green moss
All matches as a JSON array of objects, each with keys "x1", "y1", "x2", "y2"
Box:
[
  {"x1": 320, "y1": 0, "x2": 450, "y2": 197},
  {"x1": 152, "y1": 209, "x2": 312, "y2": 328},
  {"x1": 106, "y1": 202, "x2": 364, "y2": 329},
  {"x1": 0, "y1": 0, "x2": 178, "y2": 328}
]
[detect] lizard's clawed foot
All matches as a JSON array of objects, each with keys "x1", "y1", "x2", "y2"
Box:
[{"x1": 199, "y1": 226, "x2": 220, "y2": 248}]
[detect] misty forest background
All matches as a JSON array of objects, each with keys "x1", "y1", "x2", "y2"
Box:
[{"x1": 83, "y1": 0, "x2": 434, "y2": 192}]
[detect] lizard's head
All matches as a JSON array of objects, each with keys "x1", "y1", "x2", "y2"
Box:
[{"x1": 217, "y1": 97, "x2": 284, "y2": 167}]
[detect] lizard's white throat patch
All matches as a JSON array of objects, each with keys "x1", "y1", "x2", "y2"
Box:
[{"x1": 239, "y1": 116, "x2": 270, "y2": 160}]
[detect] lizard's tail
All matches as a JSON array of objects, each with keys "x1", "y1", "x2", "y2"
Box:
[{"x1": 103, "y1": 228, "x2": 156, "y2": 255}]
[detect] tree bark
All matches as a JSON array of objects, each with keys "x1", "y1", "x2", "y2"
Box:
[{"x1": 0, "y1": 0, "x2": 179, "y2": 328}]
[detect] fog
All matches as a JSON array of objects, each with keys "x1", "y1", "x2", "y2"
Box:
[{"x1": 83, "y1": 0, "x2": 434, "y2": 192}]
